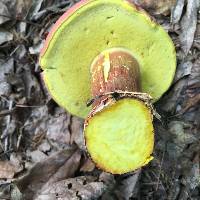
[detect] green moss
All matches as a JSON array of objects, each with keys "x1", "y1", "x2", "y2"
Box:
[
  {"x1": 40, "y1": 0, "x2": 176, "y2": 118},
  {"x1": 85, "y1": 98, "x2": 154, "y2": 174}
]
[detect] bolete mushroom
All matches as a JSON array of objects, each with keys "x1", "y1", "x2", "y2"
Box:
[{"x1": 40, "y1": 0, "x2": 176, "y2": 174}]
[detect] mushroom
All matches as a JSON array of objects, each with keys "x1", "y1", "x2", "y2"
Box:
[{"x1": 40, "y1": 0, "x2": 176, "y2": 174}]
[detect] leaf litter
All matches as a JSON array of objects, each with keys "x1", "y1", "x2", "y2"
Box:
[{"x1": 0, "y1": 0, "x2": 199, "y2": 199}]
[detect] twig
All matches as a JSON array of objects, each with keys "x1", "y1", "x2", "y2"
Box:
[
  {"x1": 17, "y1": 130, "x2": 23, "y2": 150},
  {"x1": 0, "y1": 94, "x2": 45, "y2": 108},
  {"x1": 16, "y1": 104, "x2": 43, "y2": 108}
]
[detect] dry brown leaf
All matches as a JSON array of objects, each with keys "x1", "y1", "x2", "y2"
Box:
[
  {"x1": 47, "y1": 107, "x2": 71, "y2": 144},
  {"x1": 180, "y1": 0, "x2": 199, "y2": 54},
  {"x1": 10, "y1": 153, "x2": 24, "y2": 174},
  {"x1": 171, "y1": 0, "x2": 185, "y2": 24},
  {"x1": 42, "y1": 150, "x2": 81, "y2": 188},
  {"x1": 181, "y1": 93, "x2": 200, "y2": 114},
  {"x1": 24, "y1": 106, "x2": 71, "y2": 145},
  {"x1": 15, "y1": 0, "x2": 33, "y2": 18},
  {"x1": 160, "y1": 78, "x2": 187, "y2": 112},
  {"x1": 187, "y1": 58, "x2": 200, "y2": 89},
  {"x1": 0, "y1": 161, "x2": 17, "y2": 179},
  {"x1": 0, "y1": 29, "x2": 13, "y2": 45},
  {"x1": 80, "y1": 158, "x2": 95, "y2": 172},
  {"x1": 100, "y1": 170, "x2": 141, "y2": 200},
  {"x1": 114, "y1": 170, "x2": 141, "y2": 200},
  {"x1": 70, "y1": 116, "x2": 85, "y2": 150},
  {"x1": 0, "y1": 58, "x2": 14, "y2": 97},
  {"x1": 133, "y1": 0, "x2": 176, "y2": 15},
  {"x1": 174, "y1": 61, "x2": 192, "y2": 83},
  {"x1": 15, "y1": 147, "x2": 82, "y2": 199},
  {"x1": 22, "y1": 68, "x2": 44, "y2": 103},
  {"x1": 181, "y1": 58, "x2": 200, "y2": 122},
  {"x1": 26, "y1": 149, "x2": 48, "y2": 163},
  {"x1": 35, "y1": 176, "x2": 106, "y2": 200},
  {"x1": 0, "y1": 2, "x2": 10, "y2": 24}
]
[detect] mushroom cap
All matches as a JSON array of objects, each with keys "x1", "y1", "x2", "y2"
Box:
[
  {"x1": 40, "y1": 0, "x2": 176, "y2": 118},
  {"x1": 84, "y1": 98, "x2": 154, "y2": 174}
]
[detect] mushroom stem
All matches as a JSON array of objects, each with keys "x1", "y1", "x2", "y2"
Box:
[
  {"x1": 85, "y1": 48, "x2": 154, "y2": 174},
  {"x1": 90, "y1": 48, "x2": 141, "y2": 105}
]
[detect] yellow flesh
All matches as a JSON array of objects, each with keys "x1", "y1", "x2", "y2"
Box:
[
  {"x1": 40, "y1": 0, "x2": 176, "y2": 118},
  {"x1": 85, "y1": 98, "x2": 154, "y2": 174}
]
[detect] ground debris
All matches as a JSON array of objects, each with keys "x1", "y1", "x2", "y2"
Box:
[
  {"x1": 0, "y1": 1, "x2": 10, "y2": 25},
  {"x1": 0, "y1": 0, "x2": 199, "y2": 199},
  {"x1": 35, "y1": 176, "x2": 106, "y2": 200},
  {"x1": 15, "y1": 147, "x2": 81, "y2": 199},
  {"x1": 179, "y1": 0, "x2": 199, "y2": 54},
  {"x1": 171, "y1": 0, "x2": 185, "y2": 24},
  {"x1": 0, "y1": 161, "x2": 17, "y2": 179},
  {"x1": 133, "y1": 0, "x2": 176, "y2": 15},
  {"x1": 0, "y1": 29, "x2": 13, "y2": 45},
  {"x1": 80, "y1": 158, "x2": 95, "y2": 172}
]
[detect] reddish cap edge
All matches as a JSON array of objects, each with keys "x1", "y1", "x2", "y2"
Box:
[
  {"x1": 39, "y1": 0, "x2": 156, "y2": 66},
  {"x1": 39, "y1": 0, "x2": 89, "y2": 63}
]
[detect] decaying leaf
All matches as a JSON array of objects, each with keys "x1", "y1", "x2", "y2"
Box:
[
  {"x1": 0, "y1": 58, "x2": 14, "y2": 81},
  {"x1": 0, "y1": 154, "x2": 23, "y2": 179},
  {"x1": 114, "y1": 170, "x2": 141, "y2": 200},
  {"x1": 23, "y1": 106, "x2": 71, "y2": 145},
  {"x1": 0, "y1": 58, "x2": 14, "y2": 96},
  {"x1": 15, "y1": 147, "x2": 82, "y2": 199},
  {"x1": 0, "y1": 30, "x2": 13, "y2": 45},
  {"x1": 42, "y1": 150, "x2": 81, "y2": 189},
  {"x1": 80, "y1": 158, "x2": 95, "y2": 172},
  {"x1": 0, "y1": 161, "x2": 17, "y2": 179},
  {"x1": 22, "y1": 67, "x2": 44, "y2": 103},
  {"x1": 47, "y1": 107, "x2": 71, "y2": 144},
  {"x1": 181, "y1": 57, "x2": 200, "y2": 120},
  {"x1": 174, "y1": 61, "x2": 192, "y2": 83},
  {"x1": 179, "y1": 0, "x2": 199, "y2": 54},
  {"x1": 187, "y1": 57, "x2": 200, "y2": 90},
  {"x1": 26, "y1": 149, "x2": 48, "y2": 163},
  {"x1": 171, "y1": 0, "x2": 185, "y2": 24},
  {"x1": 11, "y1": 184, "x2": 23, "y2": 200},
  {"x1": 70, "y1": 116, "x2": 85, "y2": 150},
  {"x1": 167, "y1": 121, "x2": 197, "y2": 158},
  {"x1": 185, "y1": 154, "x2": 200, "y2": 190},
  {"x1": 15, "y1": 0, "x2": 33, "y2": 18},
  {"x1": 133, "y1": 0, "x2": 176, "y2": 15},
  {"x1": 0, "y1": 2, "x2": 10, "y2": 24},
  {"x1": 29, "y1": 42, "x2": 43, "y2": 55},
  {"x1": 181, "y1": 93, "x2": 200, "y2": 114},
  {"x1": 35, "y1": 176, "x2": 106, "y2": 200},
  {"x1": 100, "y1": 170, "x2": 141, "y2": 199},
  {"x1": 160, "y1": 78, "x2": 187, "y2": 113},
  {"x1": 27, "y1": 0, "x2": 44, "y2": 20},
  {"x1": 169, "y1": 121, "x2": 196, "y2": 144}
]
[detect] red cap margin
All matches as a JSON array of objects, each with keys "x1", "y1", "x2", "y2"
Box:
[{"x1": 39, "y1": 0, "x2": 89, "y2": 62}]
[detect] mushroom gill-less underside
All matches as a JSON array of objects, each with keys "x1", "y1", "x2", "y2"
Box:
[
  {"x1": 40, "y1": 0, "x2": 176, "y2": 118},
  {"x1": 84, "y1": 98, "x2": 154, "y2": 174}
]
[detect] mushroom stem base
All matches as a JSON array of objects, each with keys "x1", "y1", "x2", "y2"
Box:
[{"x1": 84, "y1": 48, "x2": 154, "y2": 174}]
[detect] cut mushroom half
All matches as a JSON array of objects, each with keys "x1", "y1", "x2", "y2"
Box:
[{"x1": 84, "y1": 48, "x2": 154, "y2": 174}]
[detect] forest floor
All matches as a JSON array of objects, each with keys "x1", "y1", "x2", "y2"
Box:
[{"x1": 0, "y1": 0, "x2": 199, "y2": 199}]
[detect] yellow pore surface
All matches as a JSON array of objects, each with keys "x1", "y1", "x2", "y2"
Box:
[
  {"x1": 85, "y1": 98, "x2": 154, "y2": 174},
  {"x1": 40, "y1": 0, "x2": 176, "y2": 118}
]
